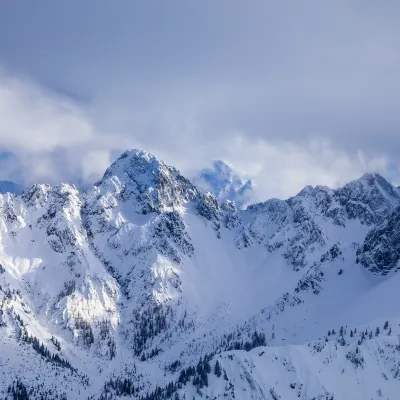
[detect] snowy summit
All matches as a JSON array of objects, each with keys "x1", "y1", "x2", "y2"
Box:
[{"x1": 193, "y1": 160, "x2": 253, "y2": 208}]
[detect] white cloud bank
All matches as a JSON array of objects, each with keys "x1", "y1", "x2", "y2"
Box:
[{"x1": 0, "y1": 72, "x2": 398, "y2": 201}]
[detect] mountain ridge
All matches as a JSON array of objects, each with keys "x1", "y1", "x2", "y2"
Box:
[{"x1": 1, "y1": 149, "x2": 400, "y2": 399}]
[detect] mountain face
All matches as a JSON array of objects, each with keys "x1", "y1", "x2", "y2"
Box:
[
  {"x1": 1, "y1": 151, "x2": 400, "y2": 399},
  {"x1": 193, "y1": 160, "x2": 253, "y2": 207}
]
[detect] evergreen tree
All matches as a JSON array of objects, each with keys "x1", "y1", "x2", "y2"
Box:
[
  {"x1": 223, "y1": 370, "x2": 228, "y2": 381},
  {"x1": 384, "y1": 321, "x2": 389, "y2": 330},
  {"x1": 214, "y1": 360, "x2": 221, "y2": 377}
]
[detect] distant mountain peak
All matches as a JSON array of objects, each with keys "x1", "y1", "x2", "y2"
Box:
[
  {"x1": 193, "y1": 159, "x2": 254, "y2": 207},
  {"x1": 211, "y1": 159, "x2": 237, "y2": 175}
]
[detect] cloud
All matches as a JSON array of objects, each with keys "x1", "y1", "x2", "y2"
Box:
[
  {"x1": 0, "y1": 71, "x2": 97, "y2": 183},
  {"x1": 209, "y1": 134, "x2": 390, "y2": 200},
  {"x1": 0, "y1": 72, "x2": 94, "y2": 152},
  {"x1": 0, "y1": 2, "x2": 399, "y2": 198},
  {"x1": 0, "y1": 71, "x2": 395, "y2": 201}
]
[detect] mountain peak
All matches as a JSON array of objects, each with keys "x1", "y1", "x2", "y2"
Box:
[
  {"x1": 211, "y1": 160, "x2": 236, "y2": 176},
  {"x1": 99, "y1": 149, "x2": 176, "y2": 189},
  {"x1": 102, "y1": 149, "x2": 162, "y2": 178},
  {"x1": 193, "y1": 159, "x2": 253, "y2": 207},
  {"x1": 96, "y1": 149, "x2": 198, "y2": 214},
  {"x1": 358, "y1": 171, "x2": 389, "y2": 186},
  {"x1": 330, "y1": 172, "x2": 400, "y2": 225},
  {"x1": 341, "y1": 172, "x2": 398, "y2": 198}
]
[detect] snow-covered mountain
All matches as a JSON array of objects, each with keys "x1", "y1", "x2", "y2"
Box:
[
  {"x1": 193, "y1": 160, "x2": 254, "y2": 207},
  {"x1": 1, "y1": 150, "x2": 400, "y2": 399}
]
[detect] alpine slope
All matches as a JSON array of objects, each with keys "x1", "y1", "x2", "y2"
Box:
[{"x1": 1, "y1": 149, "x2": 400, "y2": 400}]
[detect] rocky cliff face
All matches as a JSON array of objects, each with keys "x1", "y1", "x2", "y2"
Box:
[
  {"x1": 359, "y1": 206, "x2": 400, "y2": 275},
  {"x1": 1, "y1": 150, "x2": 400, "y2": 399}
]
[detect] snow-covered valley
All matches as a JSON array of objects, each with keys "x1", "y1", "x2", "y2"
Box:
[{"x1": 1, "y1": 149, "x2": 400, "y2": 399}]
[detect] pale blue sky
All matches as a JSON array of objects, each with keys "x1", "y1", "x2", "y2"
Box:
[{"x1": 0, "y1": 1, "x2": 399, "y2": 198}]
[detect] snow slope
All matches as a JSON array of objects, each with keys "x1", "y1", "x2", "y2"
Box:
[{"x1": 1, "y1": 150, "x2": 400, "y2": 399}]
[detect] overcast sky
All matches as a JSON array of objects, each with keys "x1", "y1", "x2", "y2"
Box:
[{"x1": 0, "y1": 1, "x2": 399, "y2": 200}]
